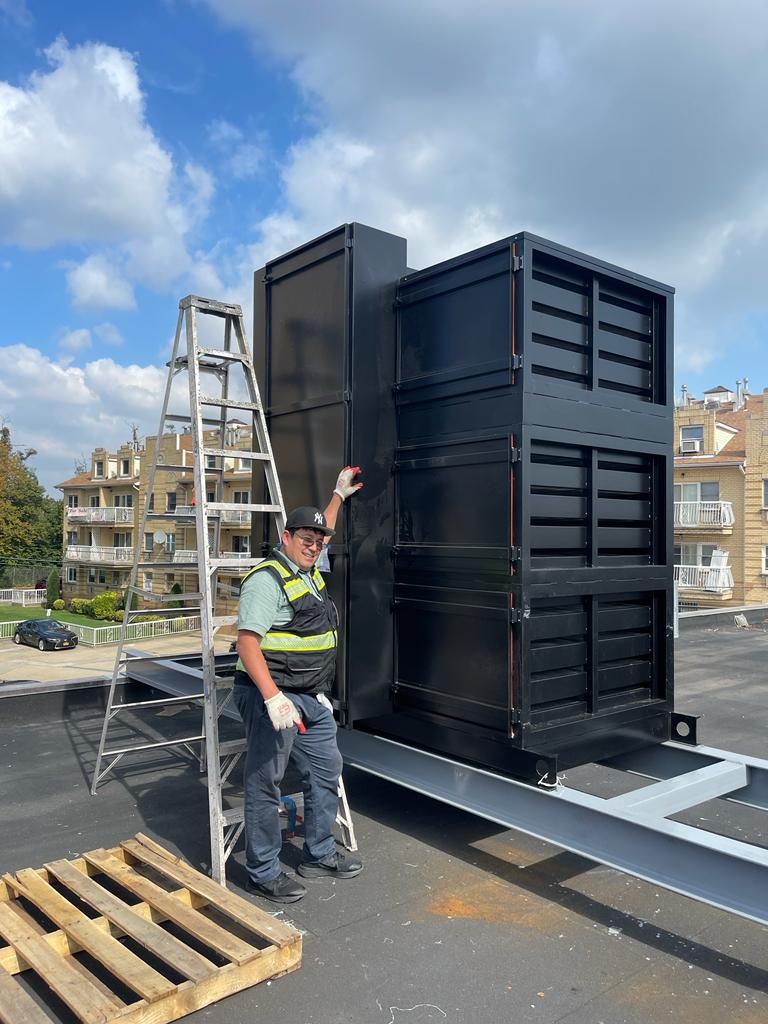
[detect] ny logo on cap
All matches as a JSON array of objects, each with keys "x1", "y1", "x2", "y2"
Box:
[{"x1": 314, "y1": 512, "x2": 324, "y2": 524}]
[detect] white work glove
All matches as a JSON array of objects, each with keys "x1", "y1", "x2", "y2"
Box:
[
  {"x1": 317, "y1": 693, "x2": 334, "y2": 712},
  {"x1": 265, "y1": 691, "x2": 302, "y2": 731},
  {"x1": 333, "y1": 465, "x2": 363, "y2": 502}
]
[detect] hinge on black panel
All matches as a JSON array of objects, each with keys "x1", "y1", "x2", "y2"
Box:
[
  {"x1": 393, "y1": 296, "x2": 404, "y2": 309},
  {"x1": 345, "y1": 237, "x2": 354, "y2": 248},
  {"x1": 509, "y1": 547, "x2": 521, "y2": 564},
  {"x1": 509, "y1": 608, "x2": 522, "y2": 623},
  {"x1": 511, "y1": 354, "x2": 523, "y2": 371},
  {"x1": 512, "y1": 255, "x2": 524, "y2": 272},
  {"x1": 509, "y1": 447, "x2": 521, "y2": 463},
  {"x1": 262, "y1": 273, "x2": 272, "y2": 284}
]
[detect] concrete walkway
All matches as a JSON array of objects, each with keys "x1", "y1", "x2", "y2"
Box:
[{"x1": 0, "y1": 632, "x2": 232, "y2": 685}]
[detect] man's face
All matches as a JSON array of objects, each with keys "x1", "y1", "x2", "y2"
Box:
[{"x1": 282, "y1": 527, "x2": 326, "y2": 570}]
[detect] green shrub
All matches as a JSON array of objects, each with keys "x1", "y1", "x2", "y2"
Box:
[
  {"x1": 135, "y1": 613, "x2": 164, "y2": 622},
  {"x1": 69, "y1": 597, "x2": 95, "y2": 616},
  {"x1": 91, "y1": 590, "x2": 122, "y2": 621},
  {"x1": 46, "y1": 569, "x2": 60, "y2": 608},
  {"x1": 169, "y1": 581, "x2": 183, "y2": 609},
  {"x1": 111, "y1": 610, "x2": 125, "y2": 622},
  {"x1": 52, "y1": 599, "x2": 65, "y2": 610}
]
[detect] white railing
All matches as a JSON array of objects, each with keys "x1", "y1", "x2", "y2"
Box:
[
  {"x1": 674, "y1": 564, "x2": 734, "y2": 592},
  {"x1": 0, "y1": 588, "x2": 47, "y2": 606},
  {"x1": 674, "y1": 501, "x2": 735, "y2": 528},
  {"x1": 65, "y1": 545, "x2": 134, "y2": 563},
  {"x1": 174, "y1": 506, "x2": 251, "y2": 525},
  {"x1": 174, "y1": 505, "x2": 195, "y2": 517},
  {"x1": 173, "y1": 550, "x2": 198, "y2": 563},
  {"x1": 67, "y1": 507, "x2": 134, "y2": 523},
  {"x1": 0, "y1": 615, "x2": 201, "y2": 646}
]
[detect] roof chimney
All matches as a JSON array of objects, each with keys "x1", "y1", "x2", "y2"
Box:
[
  {"x1": 735, "y1": 380, "x2": 742, "y2": 408},
  {"x1": 680, "y1": 383, "x2": 688, "y2": 407}
]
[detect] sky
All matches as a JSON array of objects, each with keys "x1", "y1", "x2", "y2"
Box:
[{"x1": 1, "y1": 0, "x2": 768, "y2": 493}]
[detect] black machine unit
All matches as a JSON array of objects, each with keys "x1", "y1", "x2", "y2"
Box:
[{"x1": 254, "y1": 225, "x2": 675, "y2": 778}]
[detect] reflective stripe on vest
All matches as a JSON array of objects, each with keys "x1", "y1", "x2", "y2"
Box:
[{"x1": 260, "y1": 629, "x2": 337, "y2": 652}]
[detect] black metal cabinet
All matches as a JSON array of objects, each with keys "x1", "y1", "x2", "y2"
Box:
[
  {"x1": 252, "y1": 223, "x2": 408, "y2": 722},
  {"x1": 254, "y1": 226, "x2": 675, "y2": 777}
]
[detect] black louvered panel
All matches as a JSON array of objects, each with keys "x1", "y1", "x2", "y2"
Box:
[
  {"x1": 596, "y1": 451, "x2": 654, "y2": 564},
  {"x1": 597, "y1": 594, "x2": 655, "y2": 705},
  {"x1": 596, "y1": 281, "x2": 655, "y2": 401},
  {"x1": 529, "y1": 256, "x2": 590, "y2": 388},
  {"x1": 529, "y1": 440, "x2": 589, "y2": 567}
]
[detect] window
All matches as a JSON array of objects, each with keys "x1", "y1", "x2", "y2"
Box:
[
  {"x1": 232, "y1": 535, "x2": 250, "y2": 553},
  {"x1": 165, "y1": 573, "x2": 175, "y2": 584},
  {"x1": 674, "y1": 482, "x2": 720, "y2": 503},
  {"x1": 679, "y1": 425, "x2": 703, "y2": 453},
  {"x1": 88, "y1": 567, "x2": 97, "y2": 584},
  {"x1": 206, "y1": 455, "x2": 217, "y2": 469},
  {"x1": 165, "y1": 533, "x2": 176, "y2": 554},
  {"x1": 121, "y1": 458, "x2": 130, "y2": 475},
  {"x1": 89, "y1": 495, "x2": 100, "y2": 508},
  {"x1": 143, "y1": 572, "x2": 153, "y2": 590},
  {"x1": 144, "y1": 532, "x2": 154, "y2": 552},
  {"x1": 677, "y1": 542, "x2": 717, "y2": 566},
  {"x1": 67, "y1": 495, "x2": 79, "y2": 508},
  {"x1": 98, "y1": 570, "x2": 106, "y2": 584},
  {"x1": 233, "y1": 490, "x2": 250, "y2": 504},
  {"x1": 113, "y1": 532, "x2": 130, "y2": 548},
  {"x1": 95, "y1": 460, "x2": 104, "y2": 477},
  {"x1": 207, "y1": 491, "x2": 215, "y2": 503},
  {"x1": 166, "y1": 493, "x2": 177, "y2": 512},
  {"x1": 111, "y1": 572, "x2": 119, "y2": 585},
  {"x1": 148, "y1": 493, "x2": 155, "y2": 512},
  {"x1": 67, "y1": 567, "x2": 77, "y2": 584},
  {"x1": 763, "y1": 481, "x2": 768, "y2": 508},
  {"x1": 114, "y1": 494, "x2": 134, "y2": 508},
  {"x1": 763, "y1": 546, "x2": 768, "y2": 573},
  {"x1": 67, "y1": 531, "x2": 78, "y2": 545}
]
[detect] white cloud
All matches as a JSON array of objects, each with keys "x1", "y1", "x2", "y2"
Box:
[
  {"x1": 0, "y1": 0, "x2": 31, "y2": 28},
  {"x1": 0, "y1": 37, "x2": 214, "y2": 296},
  {"x1": 207, "y1": 117, "x2": 264, "y2": 179},
  {"x1": 66, "y1": 255, "x2": 136, "y2": 310},
  {"x1": 59, "y1": 328, "x2": 92, "y2": 353},
  {"x1": 93, "y1": 322, "x2": 124, "y2": 347},
  {"x1": 204, "y1": 0, "x2": 768, "y2": 378},
  {"x1": 0, "y1": 344, "x2": 167, "y2": 492}
]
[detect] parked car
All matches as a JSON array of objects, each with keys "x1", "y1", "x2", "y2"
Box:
[{"x1": 13, "y1": 619, "x2": 79, "y2": 652}]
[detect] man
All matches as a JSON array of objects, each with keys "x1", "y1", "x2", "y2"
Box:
[{"x1": 234, "y1": 466, "x2": 363, "y2": 902}]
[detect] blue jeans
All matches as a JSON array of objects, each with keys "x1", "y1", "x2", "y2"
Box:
[{"x1": 233, "y1": 684, "x2": 343, "y2": 883}]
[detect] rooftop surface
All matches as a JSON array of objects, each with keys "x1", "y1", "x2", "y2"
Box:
[{"x1": 1, "y1": 624, "x2": 766, "y2": 1023}]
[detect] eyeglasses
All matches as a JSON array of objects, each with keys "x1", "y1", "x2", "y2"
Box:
[{"x1": 293, "y1": 531, "x2": 325, "y2": 550}]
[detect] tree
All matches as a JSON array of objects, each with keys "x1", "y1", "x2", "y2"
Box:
[
  {"x1": 0, "y1": 425, "x2": 64, "y2": 564},
  {"x1": 46, "y1": 568, "x2": 60, "y2": 607}
]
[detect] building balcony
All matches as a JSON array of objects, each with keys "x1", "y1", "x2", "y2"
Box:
[
  {"x1": 673, "y1": 501, "x2": 734, "y2": 530},
  {"x1": 173, "y1": 505, "x2": 251, "y2": 525},
  {"x1": 674, "y1": 563, "x2": 734, "y2": 594},
  {"x1": 67, "y1": 507, "x2": 134, "y2": 524},
  {"x1": 65, "y1": 545, "x2": 134, "y2": 563}
]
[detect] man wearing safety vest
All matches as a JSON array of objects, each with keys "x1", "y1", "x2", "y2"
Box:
[{"x1": 234, "y1": 466, "x2": 364, "y2": 902}]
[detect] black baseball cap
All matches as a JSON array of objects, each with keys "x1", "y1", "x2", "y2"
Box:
[{"x1": 285, "y1": 506, "x2": 335, "y2": 537}]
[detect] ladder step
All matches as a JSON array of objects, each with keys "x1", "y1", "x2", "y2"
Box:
[
  {"x1": 155, "y1": 463, "x2": 194, "y2": 472},
  {"x1": 180, "y1": 294, "x2": 242, "y2": 316},
  {"x1": 200, "y1": 396, "x2": 260, "y2": 412},
  {"x1": 212, "y1": 615, "x2": 238, "y2": 627},
  {"x1": 202, "y1": 448, "x2": 270, "y2": 460},
  {"x1": 164, "y1": 414, "x2": 224, "y2": 426},
  {"x1": 210, "y1": 559, "x2": 263, "y2": 571},
  {"x1": 207, "y1": 502, "x2": 282, "y2": 513},
  {"x1": 112, "y1": 694, "x2": 205, "y2": 710},
  {"x1": 104, "y1": 735, "x2": 204, "y2": 756},
  {"x1": 198, "y1": 349, "x2": 251, "y2": 363},
  {"x1": 219, "y1": 739, "x2": 247, "y2": 755},
  {"x1": 222, "y1": 807, "x2": 245, "y2": 825}
]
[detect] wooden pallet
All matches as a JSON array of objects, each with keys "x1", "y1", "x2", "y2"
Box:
[{"x1": 0, "y1": 833, "x2": 302, "y2": 1024}]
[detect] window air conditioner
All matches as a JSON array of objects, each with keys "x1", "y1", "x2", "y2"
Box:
[{"x1": 680, "y1": 439, "x2": 701, "y2": 453}]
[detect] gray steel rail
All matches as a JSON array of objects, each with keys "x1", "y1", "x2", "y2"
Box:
[{"x1": 338, "y1": 730, "x2": 768, "y2": 926}]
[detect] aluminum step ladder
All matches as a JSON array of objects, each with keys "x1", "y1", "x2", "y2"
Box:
[{"x1": 91, "y1": 294, "x2": 357, "y2": 884}]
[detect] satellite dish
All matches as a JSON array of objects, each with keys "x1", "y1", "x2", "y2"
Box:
[{"x1": 153, "y1": 530, "x2": 167, "y2": 545}]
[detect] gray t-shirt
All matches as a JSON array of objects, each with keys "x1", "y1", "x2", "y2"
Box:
[{"x1": 235, "y1": 553, "x2": 323, "y2": 672}]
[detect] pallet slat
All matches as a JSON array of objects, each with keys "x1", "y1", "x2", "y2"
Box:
[
  {"x1": 45, "y1": 862, "x2": 215, "y2": 984},
  {"x1": 12, "y1": 871, "x2": 175, "y2": 1005},
  {"x1": 0, "y1": 903, "x2": 122, "y2": 1024},
  {"x1": 124, "y1": 836, "x2": 295, "y2": 948},
  {"x1": 0, "y1": 964, "x2": 53, "y2": 1024},
  {"x1": 82, "y1": 852, "x2": 260, "y2": 966}
]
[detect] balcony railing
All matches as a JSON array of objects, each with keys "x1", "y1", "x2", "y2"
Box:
[
  {"x1": 65, "y1": 545, "x2": 134, "y2": 563},
  {"x1": 673, "y1": 501, "x2": 734, "y2": 528},
  {"x1": 173, "y1": 505, "x2": 251, "y2": 525},
  {"x1": 674, "y1": 564, "x2": 734, "y2": 592},
  {"x1": 67, "y1": 507, "x2": 134, "y2": 523}
]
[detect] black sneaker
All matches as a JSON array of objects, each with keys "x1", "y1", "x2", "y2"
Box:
[
  {"x1": 246, "y1": 871, "x2": 306, "y2": 903},
  {"x1": 297, "y1": 850, "x2": 363, "y2": 879}
]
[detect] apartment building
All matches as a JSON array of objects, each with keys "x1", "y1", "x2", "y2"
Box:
[
  {"x1": 674, "y1": 381, "x2": 768, "y2": 607},
  {"x1": 56, "y1": 424, "x2": 254, "y2": 604}
]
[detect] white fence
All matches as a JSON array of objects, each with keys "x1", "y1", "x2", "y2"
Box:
[
  {"x1": 0, "y1": 589, "x2": 47, "y2": 607},
  {"x1": 0, "y1": 615, "x2": 201, "y2": 647},
  {"x1": 673, "y1": 564, "x2": 734, "y2": 592},
  {"x1": 67, "y1": 507, "x2": 134, "y2": 523},
  {"x1": 674, "y1": 501, "x2": 735, "y2": 528}
]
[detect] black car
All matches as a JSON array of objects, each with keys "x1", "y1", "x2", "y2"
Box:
[{"x1": 13, "y1": 619, "x2": 79, "y2": 652}]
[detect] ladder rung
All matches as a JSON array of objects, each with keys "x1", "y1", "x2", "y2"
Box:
[
  {"x1": 202, "y1": 448, "x2": 270, "y2": 460},
  {"x1": 138, "y1": 560, "x2": 198, "y2": 569},
  {"x1": 127, "y1": 605, "x2": 202, "y2": 616},
  {"x1": 180, "y1": 294, "x2": 241, "y2": 315},
  {"x1": 220, "y1": 739, "x2": 247, "y2": 755},
  {"x1": 198, "y1": 349, "x2": 251, "y2": 363},
  {"x1": 212, "y1": 615, "x2": 238, "y2": 628},
  {"x1": 200, "y1": 396, "x2": 260, "y2": 412},
  {"x1": 164, "y1": 414, "x2": 224, "y2": 426},
  {"x1": 207, "y1": 502, "x2": 282, "y2": 513},
  {"x1": 155, "y1": 463, "x2": 194, "y2": 472},
  {"x1": 104, "y1": 735, "x2": 204, "y2": 756},
  {"x1": 151, "y1": 592, "x2": 203, "y2": 603},
  {"x1": 210, "y1": 559, "x2": 262, "y2": 570},
  {"x1": 222, "y1": 807, "x2": 245, "y2": 825},
  {"x1": 112, "y1": 694, "x2": 205, "y2": 710}
]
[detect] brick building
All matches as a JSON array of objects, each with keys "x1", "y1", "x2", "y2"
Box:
[{"x1": 674, "y1": 382, "x2": 768, "y2": 607}]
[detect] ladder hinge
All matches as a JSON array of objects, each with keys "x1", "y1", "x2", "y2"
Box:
[
  {"x1": 345, "y1": 237, "x2": 354, "y2": 248},
  {"x1": 512, "y1": 354, "x2": 523, "y2": 371},
  {"x1": 512, "y1": 255, "x2": 524, "y2": 272},
  {"x1": 510, "y1": 547, "x2": 521, "y2": 564},
  {"x1": 509, "y1": 447, "x2": 521, "y2": 463}
]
